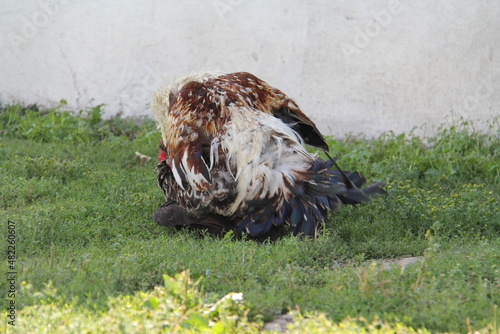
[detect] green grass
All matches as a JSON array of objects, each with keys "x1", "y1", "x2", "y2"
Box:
[{"x1": 1, "y1": 103, "x2": 499, "y2": 333}]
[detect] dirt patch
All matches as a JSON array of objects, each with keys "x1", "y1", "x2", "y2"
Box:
[
  {"x1": 379, "y1": 256, "x2": 421, "y2": 270},
  {"x1": 263, "y1": 314, "x2": 294, "y2": 332},
  {"x1": 263, "y1": 256, "x2": 422, "y2": 332}
]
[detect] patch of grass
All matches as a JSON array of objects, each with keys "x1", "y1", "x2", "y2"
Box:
[
  {"x1": 1, "y1": 103, "x2": 499, "y2": 333},
  {"x1": 326, "y1": 118, "x2": 499, "y2": 187},
  {"x1": 18, "y1": 270, "x2": 463, "y2": 334},
  {"x1": 332, "y1": 181, "x2": 499, "y2": 250},
  {"x1": 18, "y1": 270, "x2": 260, "y2": 333},
  {"x1": 0, "y1": 101, "x2": 158, "y2": 143}
]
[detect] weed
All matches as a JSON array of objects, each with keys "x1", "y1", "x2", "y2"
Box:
[{"x1": 0, "y1": 101, "x2": 156, "y2": 143}]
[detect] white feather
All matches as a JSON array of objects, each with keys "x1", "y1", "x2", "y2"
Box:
[
  {"x1": 180, "y1": 150, "x2": 211, "y2": 191},
  {"x1": 209, "y1": 138, "x2": 220, "y2": 171},
  {"x1": 221, "y1": 106, "x2": 313, "y2": 215},
  {"x1": 171, "y1": 159, "x2": 186, "y2": 190}
]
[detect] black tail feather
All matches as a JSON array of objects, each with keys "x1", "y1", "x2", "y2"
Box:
[
  {"x1": 323, "y1": 151, "x2": 358, "y2": 190},
  {"x1": 236, "y1": 155, "x2": 385, "y2": 238},
  {"x1": 362, "y1": 181, "x2": 387, "y2": 196},
  {"x1": 337, "y1": 189, "x2": 370, "y2": 205}
]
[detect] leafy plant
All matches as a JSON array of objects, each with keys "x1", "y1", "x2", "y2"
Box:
[{"x1": 0, "y1": 101, "x2": 158, "y2": 142}]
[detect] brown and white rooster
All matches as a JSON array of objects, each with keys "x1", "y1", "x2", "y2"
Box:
[{"x1": 151, "y1": 72, "x2": 385, "y2": 239}]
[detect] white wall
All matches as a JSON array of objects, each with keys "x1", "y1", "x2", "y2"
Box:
[{"x1": 1, "y1": 0, "x2": 499, "y2": 137}]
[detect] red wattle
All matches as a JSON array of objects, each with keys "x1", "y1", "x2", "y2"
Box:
[{"x1": 158, "y1": 150, "x2": 168, "y2": 161}]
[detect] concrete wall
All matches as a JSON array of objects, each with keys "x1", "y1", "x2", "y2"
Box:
[{"x1": 1, "y1": 0, "x2": 499, "y2": 137}]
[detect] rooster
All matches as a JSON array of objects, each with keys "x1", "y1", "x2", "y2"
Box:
[{"x1": 151, "y1": 72, "x2": 385, "y2": 239}]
